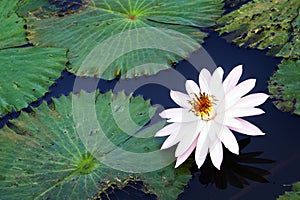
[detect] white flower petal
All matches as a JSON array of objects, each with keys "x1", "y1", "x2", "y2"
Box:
[
  {"x1": 185, "y1": 80, "x2": 200, "y2": 97},
  {"x1": 226, "y1": 107, "x2": 265, "y2": 118},
  {"x1": 235, "y1": 93, "x2": 269, "y2": 108},
  {"x1": 175, "y1": 121, "x2": 205, "y2": 157},
  {"x1": 209, "y1": 139, "x2": 223, "y2": 170},
  {"x1": 219, "y1": 79, "x2": 257, "y2": 112},
  {"x1": 175, "y1": 136, "x2": 198, "y2": 168},
  {"x1": 159, "y1": 108, "x2": 198, "y2": 123},
  {"x1": 160, "y1": 130, "x2": 180, "y2": 150},
  {"x1": 214, "y1": 114, "x2": 242, "y2": 128},
  {"x1": 208, "y1": 121, "x2": 218, "y2": 141},
  {"x1": 227, "y1": 79, "x2": 256, "y2": 101},
  {"x1": 223, "y1": 64, "x2": 243, "y2": 93},
  {"x1": 210, "y1": 67, "x2": 225, "y2": 100},
  {"x1": 160, "y1": 121, "x2": 199, "y2": 150},
  {"x1": 229, "y1": 118, "x2": 265, "y2": 136},
  {"x1": 218, "y1": 126, "x2": 239, "y2": 155},
  {"x1": 199, "y1": 68, "x2": 211, "y2": 94},
  {"x1": 170, "y1": 90, "x2": 191, "y2": 108},
  {"x1": 155, "y1": 123, "x2": 181, "y2": 137},
  {"x1": 195, "y1": 125, "x2": 209, "y2": 168}
]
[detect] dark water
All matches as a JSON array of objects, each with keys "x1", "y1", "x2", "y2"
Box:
[
  {"x1": 114, "y1": 32, "x2": 300, "y2": 199},
  {"x1": 1, "y1": 31, "x2": 299, "y2": 199},
  {"x1": 1, "y1": 1, "x2": 299, "y2": 199}
]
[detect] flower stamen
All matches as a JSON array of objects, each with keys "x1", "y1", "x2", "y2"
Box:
[{"x1": 188, "y1": 92, "x2": 216, "y2": 120}]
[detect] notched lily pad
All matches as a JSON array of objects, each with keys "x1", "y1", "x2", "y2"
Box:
[
  {"x1": 217, "y1": 0, "x2": 300, "y2": 58},
  {"x1": 25, "y1": 0, "x2": 224, "y2": 79},
  {"x1": 268, "y1": 59, "x2": 300, "y2": 115},
  {"x1": 0, "y1": 91, "x2": 191, "y2": 199}
]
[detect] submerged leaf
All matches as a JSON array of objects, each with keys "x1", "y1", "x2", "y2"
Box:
[
  {"x1": 278, "y1": 182, "x2": 300, "y2": 200},
  {"x1": 268, "y1": 59, "x2": 300, "y2": 115},
  {"x1": 26, "y1": 0, "x2": 224, "y2": 79},
  {"x1": 217, "y1": 0, "x2": 300, "y2": 58},
  {"x1": 0, "y1": 91, "x2": 191, "y2": 199}
]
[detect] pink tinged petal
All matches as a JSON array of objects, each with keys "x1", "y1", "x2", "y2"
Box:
[
  {"x1": 210, "y1": 67, "x2": 225, "y2": 100},
  {"x1": 223, "y1": 64, "x2": 243, "y2": 93},
  {"x1": 175, "y1": 120, "x2": 205, "y2": 157},
  {"x1": 199, "y1": 68, "x2": 211, "y2": 94},
  {"x1": 185, "y1": 80, "x2": 200, "y2": 97},
  {"x1": 218, "y1": 126, "x2": 239, "y2": 155},
  {"x1": 175, "y1": 136, "x2": 198, "y2": 168},
  {"x1": 226, "y1": 107, "x2": 265, "y2": 118},
  {"x1": 155, "y1": 123, "x2": 181, "y2": 137},
  {"x1": 159, "y1": 108, "x2": 198, "y2": 123},
  {"x1": 170, "y1": 90, "x2": 191, "y2": 108},
  {"x1": 195, "y1": 125, "x2": 209, "y2": 168},
  {"x1": 229, "y1": 118, "x2": 265, "y2": 136},
  {"x1": 160, "y1": 121, "x2": 199, "y2": 150},
  {"x1": 209, "y1": 140, "x2": 223, "y2": 170},
  {"x1": 235, "y1": 93, "x2": 269, "y2": 108}
]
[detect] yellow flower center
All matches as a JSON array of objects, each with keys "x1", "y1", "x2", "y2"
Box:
[{"x1": 188, "y1": 92, "x2": 216, "y2": 121}]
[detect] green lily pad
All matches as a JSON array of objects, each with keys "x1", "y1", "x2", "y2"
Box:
[
  {"x1": 0, "y1": 91, "x2": 191, "y2": 199},
  {"x1": 0, "y1": 47, "x2": 66, "y2": 116},
  {"x1": 0, "y1": 0, "x2": 27, "y2": 49},
  {"x1": 268, "y1": 59, "x2": 300, "y2": 115},
  {"x1": 278, "y1": 182, "x2": 300, "y2": 200},
  {"x1": 26, "y1": 0, "x2": 224, "y2": 79},
  {"x1": 217, "y1": 0, "x2": 300, "y2": 59},
  {"x1": 0, "y1": 0, "x2": 67, "y2": 116}
]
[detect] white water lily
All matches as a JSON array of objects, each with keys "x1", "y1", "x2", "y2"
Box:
[{"x1": 155, "y1": 65, "x2": 268, "y2": 170}]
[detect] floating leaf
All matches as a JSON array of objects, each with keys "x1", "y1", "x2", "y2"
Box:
[
  {"x1": 26, "y1": 0, "x2": 224, "y2": 79},
  {"x1": 0, "y1": 91, "x2": 191, "y2": 199},
  {"x1": 0, "y1": 0, "x2": 67, "y2": 116},
  {"x1": 278, "y1": 182, "x2": 300, "y2": 200},
  {"x1": 0, "y1": 0, "x2": 27, "y2": 49},
  {"x1": 0, "y1": 47, "x2": 66, "y2": 116},
  {"x1": 268, "y1": 59, "x2": 300, "y2": 115},
  {"x1": 217, "y1": 0, "x2": 300, "y2": 58}
]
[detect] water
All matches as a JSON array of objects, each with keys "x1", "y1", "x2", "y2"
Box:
[
  {"x1": 1, "y1": 1, "x2": 299, "y2": 199},
  {"x1": 115, "y1": 32, "x2": 300, "y2": 199},
  {"x1": 1, "y1": 30, "x2": 298, "y2": 199}
]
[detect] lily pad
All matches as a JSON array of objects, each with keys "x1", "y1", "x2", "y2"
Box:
[
  {"x1": 268, "y1": 59, "x2": 300, "y2": 115},
  {"x1": 0, "y1": 91, "x2": 191, "y2": 199},
  {"x1": 0, "y1": 0, "x2": 27, "y2": 48},
  {"x1": 0, "y1": 47, "x2": 67, "y2": 116},
  {"x1": 278, "y1": 182, "x2": 300, "y2": 200},
  {"x1": 0, "y1": 0, "x2": 67, "y2": 116},
  {"x1": 26, "y1": 0, "x2": 224, "y2": 79},
  {"x1": 217, "y1": 0, "x2": 300, "y2": 58}
]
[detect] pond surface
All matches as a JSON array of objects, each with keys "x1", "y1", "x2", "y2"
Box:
[
  {"x1": 1, "y1": 30, "x2": 299, "y2": 199},
  {"x1": 1, "y1": 1, "x2": 299, "y2": 199}
]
